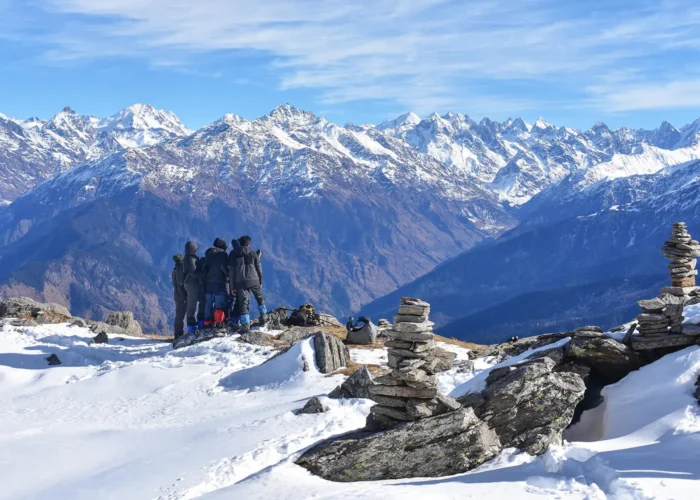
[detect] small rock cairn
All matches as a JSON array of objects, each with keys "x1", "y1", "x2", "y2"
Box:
[
  {"x1": 368, "y1": 297, "x2": 460, "y2": 429},
  {"x1": 635, "y1": 222, "x2": 700, "y2": 343}
]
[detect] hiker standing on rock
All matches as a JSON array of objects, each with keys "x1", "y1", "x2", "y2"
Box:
[
  {"x1": 201, "y1": 238, "x2": 229, "y2": 328},
  {"x1": 230, "y1": 235, "x2": 267, "y2": 333},
  {"x1": 183, "y1": 241, "x2": 204, "y2": 334},
  {"x1": 228, "y1": 238, "x2": 240, "y2": 327},
  {"x1": 171, "y1": 254, "x2": 187, "y2": 339}
]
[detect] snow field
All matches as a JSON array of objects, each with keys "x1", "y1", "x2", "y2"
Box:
[{"x1": 0, "y1": 323, "x2": 699, "y2": 499}]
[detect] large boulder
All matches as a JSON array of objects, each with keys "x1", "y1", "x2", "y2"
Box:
[
  {"x1": 296, "y1": 408, "x2": 500, "y2": 481},
  {"x1": 564, "y1": 336, "x2": 644, "y2": 384},
  {"x1": 238, "y1": 330, "x2": 276, "y2": 346},
  {"x1": 313, "y1": 332, "x2": 348, "y2": 373},
  {"x1": 458, "y1": 356, "x2": 586, "y2": 455},
  {"x1": 299, "y1": 396, "x2": 330, "y2": 414},
  {"x1": 277, "y1": 326, "x2": 319, "y2": 344},
  {"x1": 0, "y1": 297, "x2": 71, "y2": 324},
  {"x1": 328, "y1": 366, "x2": 375, "y2": 399},
  {"x1": 106, "y1": 311, "x2": 142, "y2": 336}
]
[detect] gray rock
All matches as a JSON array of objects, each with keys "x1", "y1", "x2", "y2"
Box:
[
  {"x1": 370, "y1": 405, "x2": 412, "y2": 421},
  {"x1": 368, "y1": 394, "x2": 407, "y2": 408},
  {"x1": 313, "y1": 332, "x2": 348, "y2": 374},
  {"x1": 630, "y1": 334, "x2": 695, "y2": 350},
  {"x1": 452, "y1": 359, "x2": 475, "y2": 374},
  {"x1": 277, "y1": 327, "x2": 319, "y2": 344},
  {"x1": 400, "y1": 297, "x2": 430, "y2": 307},
  {"x1": 328, "y1": 367, "x2": 374, "y2": 399},
  {"x1": 296, "y1": 408, "x2": 500, "y2": 481},
  {"x1": 392, "y1": 369, "x2": 437, "y2": 389},
  {"x1": 386, "y1": 348, "x2": 430, "y2": 359},
  {"x1": 46, "y1": 353, "x2": 62, "y2": 366},
  {"x1": 70, "y1": 317, "x2": 88, "y2": 328},
  {"x1": 369, "y1": 384, "x2": 438, "y2": 399},
  {"x1": 661, "y1": 286, "x2": 699, "y2": 296},
  {"x1": 682, "y1": 324, "x2": 700, "y2": 336},
  {"x1": 459, "y1": 357, "x2": 586, "y2": 455},
  {"x1": 565, "y1": 337, "x2": 644, "y2": 383},
  {"x1": 397, "y1": 304, "x2": 430, "y2": 317},
  {"x1": 238, "y1": 330, "x2": 276, "y2": 346},
  {"x1": 0, "y1": 297, "x2": 71, "y2": 322},
  {"x1": 393, "y1": 314, "x2": 429, "y2": 324},
  {"x1": 90, "y1": 331, "x2": 109, "y2": 345},
  {"x1": 89, "y1": 321, "x2": 113, "y2": 336},
  {"x1": 318, "y1": 313, "x2": 342, "y2": 327},
  {"x1": 574, "y1": 326, "x2": 603, "y2": 334},
  {"x1": 392, "y1": 321, "x2": 435, "y2": 333},
  {"x1": 300, "y1": 396, "x2": 329, "y2": 414},
  {"x1": 106, "y1": 311, "x2": 142, "y2": 336},
  {"x1": 385, "y1": 329, "x2": 435, "y2": 342},
  {"x1": 422, "y1": 347, "x2": 457, "y2": 373}
]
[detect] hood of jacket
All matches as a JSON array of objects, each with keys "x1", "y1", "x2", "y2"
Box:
[
  {"x1": 213, "y1": 237, "x2": 228, "y2": 251},
  {"x1": 185, "y1": 241, "x2": 198, "y2": 256}
]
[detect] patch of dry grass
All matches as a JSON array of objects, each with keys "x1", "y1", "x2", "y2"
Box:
[{"x1": 331, "y1": 359, "x2": 389, "y2": 377}]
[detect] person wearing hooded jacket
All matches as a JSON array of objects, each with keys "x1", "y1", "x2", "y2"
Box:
[
  {"x1": 183, "y1": 241, "x2": 204, "y2": 334},
  {"x1": 201, "y1": 237, "x2": 229, "y2": 327},
  {"x1": 230, "y1": 235, "x2": 267, "y2": 333},
  {"x1": 171, "y1": 254, "x2": 187, "y2": 339}
]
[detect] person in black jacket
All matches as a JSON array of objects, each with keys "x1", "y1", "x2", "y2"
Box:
[
  {"x1": 228, "y1": 238, "x2": 240, "y2": 326},
  {"x1": 171, "y1": 254, "x2": 187, "y2": 339},
  {"x1": 230, "y1": 235, "x2": 267, "y2": 333},
  {"x1": 183, "y1": 241, "x2": 203, "y2": 334},
  {"x1": 201, "y1": 237, "x2": 229, "y2": 327}
]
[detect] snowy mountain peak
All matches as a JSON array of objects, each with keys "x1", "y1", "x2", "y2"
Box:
[
  {"x1": 377, "y1": 112, "x2": 421, "y2": 132},
  {"x1": 503, "y1": 117, "x2": 531, "y2": 134},
  {"x1": 266, "y1": 104, "x2": 318, "y2": 129},
  {"x1": 533, "y1": 117, "x2": 553, "y2": 129},
  {"x1": 96, "y1": 104, "x2": 192, "y2": 148}
]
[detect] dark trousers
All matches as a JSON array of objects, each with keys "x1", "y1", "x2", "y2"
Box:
[
  {"x1": 185, "y1": 282, "x2": 201, "y2": 326},
  {"x1": 234, "y1": 285, "x2": 266, "y2": 324},
  {"x1": 173, "y1": 293, "x2": 186, "y2": 338},
  {"x1": 204, "y1": 282, "x2": 228, "y2": 320}
]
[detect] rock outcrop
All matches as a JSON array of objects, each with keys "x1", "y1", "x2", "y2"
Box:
[
  {"x1": 328, "y1": 366, "x2": 375, "y2": 399},
  {"x1": 105, "y1": 311, "x2": 142, "y2": 336},
  {"x1": 0, "y1": 297, "x2": 71, "y2": 325},
  {"x1": 296, "y1": 408, "x2": 501, "y2": 481},
  {"x1": 312, "y1": 332, "x2": 348, "y2": 374},
  {"x1": 458, "y1": 356, "x2": 586, "y2": 455}
]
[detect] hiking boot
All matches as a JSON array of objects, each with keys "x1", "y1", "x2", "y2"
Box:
[
  {"x1": 187, "y1": 325, "x2": 197, "y2": 335},
  {"x1": 259, "y1": 312, "x2": 268, "y2": 327},
  {"x1": 238, "y1": 322, "x2": 251, "y2": 334}
]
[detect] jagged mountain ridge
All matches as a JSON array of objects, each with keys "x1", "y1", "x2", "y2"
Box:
[
  {"x1": 4, "y1": 102, "x2": 700, "y2": 332},
  {"x1": 0, "y1": 104, "x2": 191, "y2": 204},
  {"x1": 0, "y1": 105, "x2": 514, "y2": 330}
]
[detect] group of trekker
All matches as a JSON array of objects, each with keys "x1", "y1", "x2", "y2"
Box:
[{"x1": 170, "y1": 235, "x2": 266, "y2": 338}]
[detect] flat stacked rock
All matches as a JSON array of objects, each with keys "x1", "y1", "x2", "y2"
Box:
[
  {"x1": 633, "y1": 223, "x2": 700, "y2": 349},
  {"x1": 368, "y1": 297, "x2": 460, "y2": 429},
  {"x1": 661, "y1": 222, "x2": 700, "y2": 290}
]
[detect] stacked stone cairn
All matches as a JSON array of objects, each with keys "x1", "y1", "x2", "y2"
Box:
[
  {"x1": 367, "y1": 297, "x2": 460, "y2": 429},
  {"x1": 634, "y1": 223, "x2": 700, "y2": 347}
]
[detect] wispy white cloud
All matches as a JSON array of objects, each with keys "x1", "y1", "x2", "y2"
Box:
[{"x1": 13, "y1": 0, "x2": 700, "y2": 114}]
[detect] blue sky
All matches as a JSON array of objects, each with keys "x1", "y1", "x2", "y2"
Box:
[{"x1": 2, "y1": 0, "x2": 700, "y2": 130}]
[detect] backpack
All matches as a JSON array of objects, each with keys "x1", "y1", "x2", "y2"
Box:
[{"x1": 287, "y1": 304, "x2": 321, "y2": 327}]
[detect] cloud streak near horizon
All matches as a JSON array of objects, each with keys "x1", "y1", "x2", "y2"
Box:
[{"x1": 6, "y1": 0, "x2": 700, "y2": 117}]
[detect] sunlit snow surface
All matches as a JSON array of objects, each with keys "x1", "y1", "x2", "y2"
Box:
[{"x1": 1, "y1": 323, "x2": 698, "y2": 499}]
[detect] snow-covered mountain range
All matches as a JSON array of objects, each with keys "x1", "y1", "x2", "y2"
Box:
[{"x1": 3, "y1": 102, "x2": 700, "y2": 334}]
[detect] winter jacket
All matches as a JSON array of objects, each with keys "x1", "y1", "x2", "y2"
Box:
[
  {"x1": 230, "y1": 245, "x2": 263, "y2": 289},
  {"x1": 201, "y1": 238, "x2": 229, "y2": 284},
  {"x1": 171, "y1": 262, "x2": 186, "y2": 300},
  {"x1": 183, "y1": 241, "x2": 201, "y2": 285}
]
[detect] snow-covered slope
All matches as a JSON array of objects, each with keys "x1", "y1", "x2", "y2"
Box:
[{"x1": 1, "y1": 321, "x2": 698, "y2": 499}]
